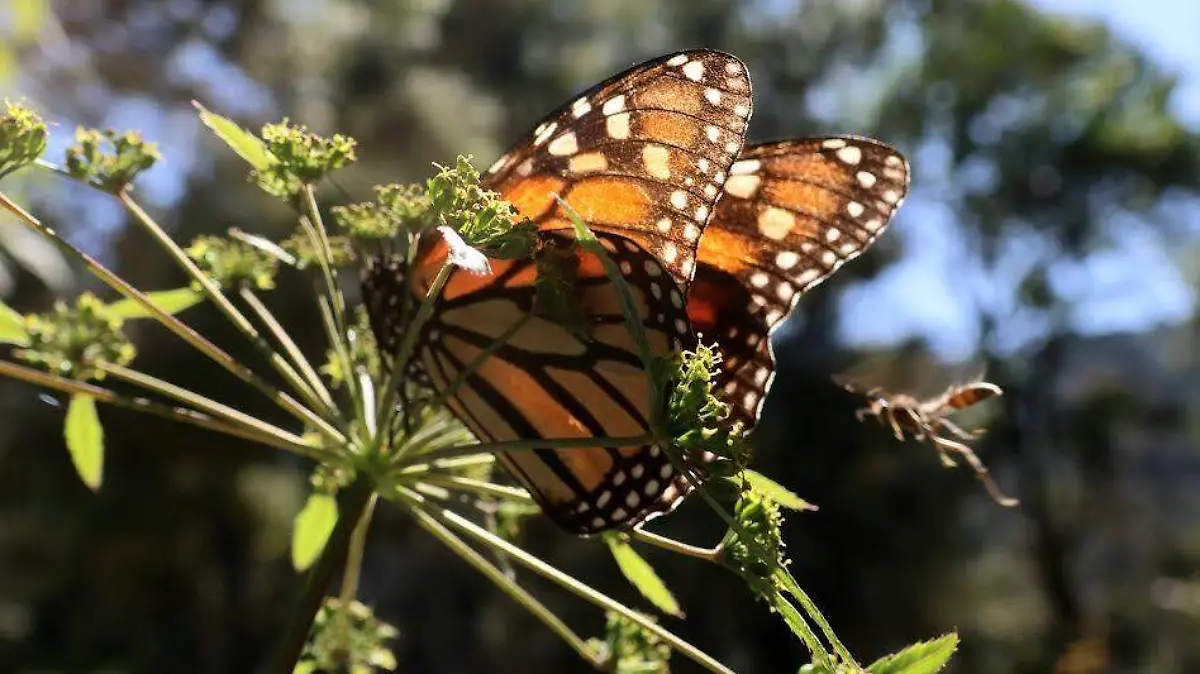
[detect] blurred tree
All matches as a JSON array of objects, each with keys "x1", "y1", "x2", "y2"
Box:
[{"x1": 0, "y1": 0, "x2": 1198, "y2": 672}]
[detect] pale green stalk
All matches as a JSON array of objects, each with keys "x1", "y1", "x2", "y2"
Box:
[
  {"x1": 239, "y1": 286, "x2": 338, "y2": 417},
  {"x1": 399, "y1": 488, "x2": 736, "y2": 674},
  {"x1": 408, "y1": 499, "x2": 604, "y2": 667},
  {"x1": 98, "y1": 361, "x2": 328, "y2": 461},
  {"x1": 400, "y1": 432, "x2": 657, "y2": 466},
  {"x1": 117, "y1": 191, "x2": 346, "y2": 445},
  {"x1": 0, "y1": 359, "x2": 315, "y2": 455}
]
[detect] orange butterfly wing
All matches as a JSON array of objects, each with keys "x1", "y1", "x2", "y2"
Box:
[
  {"x1": 686, "y1": 137, "x2": 911, "y2": 427},
  {"x1": 388, "y1": 50, "x2": 754, "y2": 534}
]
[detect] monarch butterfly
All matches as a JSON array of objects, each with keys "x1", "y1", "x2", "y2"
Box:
[{"x1": 362, "y1": 50, "x2": 910, "y2": 535}]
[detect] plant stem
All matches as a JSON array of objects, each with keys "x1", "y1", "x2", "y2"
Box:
[
  {"x1": 403, "y1": 433, "x2": 657, "y2": 466},
  {"x1": 400, "y1": 489, "x2": 736, "y2": 674},
  {"x1": 97, "y1": 361, "x2": 330, "y2": 462},
  {"x1": 337, "y1": 493, "x2": 378, "y2": 609},
  {"x1": 239, "y1": 287, "x2": 339, "y2": 418},
  {"x1": 420, "y1": 474, "x2": 534, "y2": 503},
  {"x1": 267, "y1": 477, "x2": 374, "y2": 674},
  {"x1": 376, "y1": 262, "x2": 453, "y2": 424},
  {"x1": 685, "y1": 478, "x2": 835, "y2": 670},
  {"x1": 301, "y1": 184, "x2": 347, "y2": 332},
  {"x1": 0, "y1": 359, "x2": 315, "y2": 455},
  {"x1": 775, "y1": 568, "x2": 858, "y2": 668},
  {"x1": 395, "y1": 453, "x2": 495, "y2": 475},
  {"x1": 318, "y1": 294, "x2": 361, "y2": 411},
  {"x1": 629, "y1": 527, "x2": 722, "y2": 563},
  {"x1": 409, "y1": 500, "x2": 604, "y2": 667},
  {"x1": 118, "y1": 191, "x2": 346, "y2": 445},
  {"x1": 0, "y1": 190, "x2": 344, "y2": 447}
]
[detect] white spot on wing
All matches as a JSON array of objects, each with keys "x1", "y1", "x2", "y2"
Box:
[
  {"x1": 606, "y1": 113, "x2": 631, "y2": 139},
  {"x1": 548, "y1": 132, "x2": 578, "y2": 156},
  {"x1": 602, "y1": 95, "x2": 626, "y2": 115},
  {"x1": 836, "y1": 145, "x2": 863, "y2": 165}
]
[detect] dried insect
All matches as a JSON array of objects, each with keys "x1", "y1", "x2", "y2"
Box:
[{"x1": 842, "y1": 379, "x2": 1017, "y2": 507}]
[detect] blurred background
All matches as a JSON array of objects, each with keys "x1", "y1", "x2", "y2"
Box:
[{"x1": 2, "y1": 0, "x2": 1199, "y2": 672}]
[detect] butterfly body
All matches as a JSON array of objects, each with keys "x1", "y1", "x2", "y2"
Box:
[{"x1": 364, "y1": 50, "x2": 911, "y2": 534}]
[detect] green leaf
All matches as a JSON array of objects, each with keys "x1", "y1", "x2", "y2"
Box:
[
  {"x1": 743, "y1": 470, "x2": 817, "y2": 511},
  {"x1": 106, "y1": 288, "x2": 204, "y2": 319},
  {"x1": 0, "y1": 299, "x2": 29, "y2": 346},
  {"x1": 867, "y1": 633, "x2": 959, "y2": 674},
  {"x1": 194, "y1": 102, "x2": 274, "y2": 171},
  {"x1": 605, "y1": 535, "x2": 683, "y2": 617},
  {"x1": 292, "y1": 492, "x2": 338, "y2": 571},
  {"x1": 64, "y1": 394, "x2": 104, "y2": 491}
]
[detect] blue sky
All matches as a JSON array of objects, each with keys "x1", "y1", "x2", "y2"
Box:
[{"x1": 835, "y1": 0, "x2": 1200, "y2": 362}]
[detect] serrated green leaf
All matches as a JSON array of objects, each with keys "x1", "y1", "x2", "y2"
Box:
[
  {"x1": 605, "y1": 535, "x2": 683, "y2": 617},
  {"x1": 0, "y1": 299, "x2": 29, "y2": 346},
  {"x1": 106, "y1": 288, "x2": 203, "y2": 319},
  {"x1": 292, "y1": 492, "x2": 338, "y2": 571},
  {"x1": 194, "y1": 102, "x2": 273, "y2": 171},
  {"x1": 867, "y1": 633, "x2": 959, "y2": 674},
  {"x1": 64, "y1": 394, "x2": 104, "y2": 491},
  {"x1": 743, "y1": 469, "x2": 817, "y2": 511}
]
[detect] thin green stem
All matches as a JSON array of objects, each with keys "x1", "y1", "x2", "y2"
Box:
[
  {"x1": 318, "y1": 294, "x2": 362, "y2": 411},
  {"x1": 239, "y1": 287, "x2": 339, "y2": 418},
  {"x1": 403, "y1": 433, "x2": 657, "y2": 466},
  {"x1": 396, "y1": 453, "x2": 495, "y2": 475},
  {"x1": 629, "y1": 527, "x2": 722, "y2": 563},
  {"x1": 775, "y1": 568, "x2": 858, "y2": 668},
  {"x1": 421, "y1": 474, "x2": 534, "y2": 503},
  {"x1": 301, "y1": 184, "x2": 347, "y2": 332},
  {"x1": 117, "y1": 191, "x2": 345, "y2": 445},
  {"x1": 0, "y1": 359, "x2": 315, "y2": 455},
  {"x1": 97, "y1": 361, "x2": 328, "y2": 461},
  {"x1": 408, "y1": 497, "x2": 604, "y2": 667},
  {"x1": 399, "y1": 488, "x2": 735, "y2": 674},
  {"x1": 0, "y1": 191, "x2": 318, "y2": 431},
  {"x1": 685, "y1": 479, "x2": 834, "y2": 670},
  {"x1": 337, "y1": 492, "x2": 378, "y2": 607},
  {"x1": 267, "y1": 477, "x2": 375, "y2": 674},
  {"x1": 377, "y1": 262, "x2": 453, "y2": 423}
]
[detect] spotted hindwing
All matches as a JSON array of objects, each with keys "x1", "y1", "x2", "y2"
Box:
[{"x1": 686, "y1": 136, "x2": 911, "y2": 426}]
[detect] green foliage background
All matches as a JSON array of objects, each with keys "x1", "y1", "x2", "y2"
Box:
[{"x1": 2, "y1": 0, "x2": 1199, "y2": 672}]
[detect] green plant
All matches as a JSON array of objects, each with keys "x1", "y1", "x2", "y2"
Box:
[{"x1": 0, "y1": 101, "x2": 958, "y2": 674}]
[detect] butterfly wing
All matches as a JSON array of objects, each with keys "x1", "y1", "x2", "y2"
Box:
[
  {"x1": 483, "y1": 49, "x2": 753, "y2": 289},
  {"x1": 370, "y1": 50, "x2": 753, "y2": 534},
  {"x1": 686, "y1": 137, "x2": 911, "y2": 428}
]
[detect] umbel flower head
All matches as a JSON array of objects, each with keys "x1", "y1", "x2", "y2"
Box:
[
  {"x1": 0, "y1": 101, "x2": 48, "y2": 180},
  {"x1": 14, "y1": 293, "x2": 135, "y2": 380}
]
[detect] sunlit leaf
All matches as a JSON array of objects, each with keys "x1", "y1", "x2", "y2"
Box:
[
  {"x1": 0, "y1": 299, "x2": 28, "y2": 345},
  {"x1": 194, "y1": 102, "x2": 273, "y2": 171},
  {"x1": 605, "y1": 535, "x2": 683, "y2": 617},
  {"x1": 866, "y1": 633, "x2": 959, "y2": 674},
  {"x1": 64, "y1": 394, "x2": 104, "y2": 491},
  {"x1": 292, "y1": 492, "x2": 338, "y2": 571},
  {"x1": 106, "y1": 288, "x2": 203, "y2": 319},
  {"x1": 743, "y1": 470, "x2": 817, "y2": 511}
]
